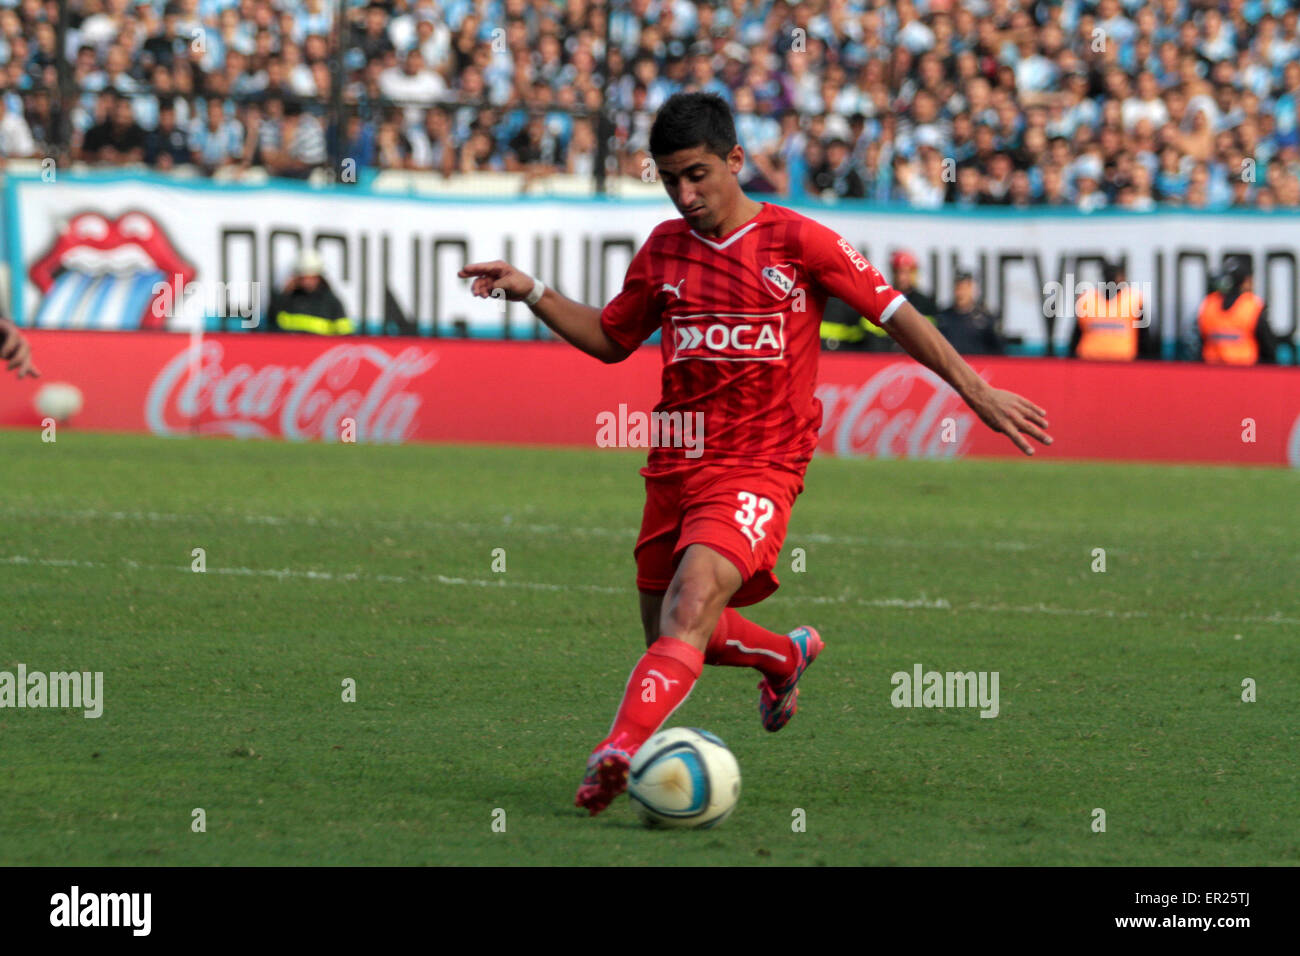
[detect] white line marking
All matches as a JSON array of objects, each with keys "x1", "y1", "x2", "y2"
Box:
[
  {"x1": 2, "y1": 505, "x2": 1035, "y2": 551},
  {"x1": 4, "y1": 554, "x2": 1294, "y2": 627}
]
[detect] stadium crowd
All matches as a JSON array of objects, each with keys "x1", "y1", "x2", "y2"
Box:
[{"x1": 2, "y1": 0, "x2": 1300, "y2": 209}]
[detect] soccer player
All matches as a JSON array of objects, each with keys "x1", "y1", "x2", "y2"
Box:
[{"x1": 459, "y1": 93, "x2": 1052, "y2": 817}]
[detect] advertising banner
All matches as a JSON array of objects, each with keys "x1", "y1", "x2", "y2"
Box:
[
  {"x1": 8, "y1": 174, "x2": 1300, "y2": 352},
  {"x1": 3, "y1": 330, "x2": 1297, "y2": 467}
]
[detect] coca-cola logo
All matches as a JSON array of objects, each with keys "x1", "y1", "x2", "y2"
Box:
[
  {"x1": 1289, "y1": 412, "x2": 1300, "y2": 468},
  {"x1": 817, "y1": 362, "x2": 979, "y2": 459},
  {"x1": 146, "y1": 341, "x2": 437, "y2": 442}
]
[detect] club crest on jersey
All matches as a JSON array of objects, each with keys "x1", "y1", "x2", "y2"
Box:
[
  {"x1": 760, "y1": 262, "x2": 796, "y2": 299},
  {"x1": 670, "y1": 313, "x2": 785, "y2": 362}
]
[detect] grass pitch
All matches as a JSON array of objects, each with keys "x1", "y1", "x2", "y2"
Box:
[{"x1": 2, "y1": 429, "x2": 1296, "y2": 866}]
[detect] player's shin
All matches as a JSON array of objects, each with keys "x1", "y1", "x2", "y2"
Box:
[
  {"x1": 704, "y1": 608, "x2": 797, "y2": 686},
  {"x1": 601, "y1": 636, "x2": 703, "y2": 755}
]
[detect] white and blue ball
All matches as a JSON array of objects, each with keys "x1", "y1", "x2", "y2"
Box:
[{"x1": 628, "y1": 728, "x2": 740, "y2": 829}]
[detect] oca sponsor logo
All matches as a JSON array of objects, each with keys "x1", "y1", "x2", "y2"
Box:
[{"x1": 671, "y1": 313, "x2": 785, "y2": 363}]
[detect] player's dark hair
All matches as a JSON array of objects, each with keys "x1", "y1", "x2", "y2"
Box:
[{"x1": 649, "y1": 92, "x2": 738, "y2": 160}]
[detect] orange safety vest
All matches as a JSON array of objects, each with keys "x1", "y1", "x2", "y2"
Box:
[
  {"x1": 1076, "y1": 288, "x2": 1141, "y2": 360},
  {"x1": 1198, "y1": 291, "x2": 1262, "y2": 365}
]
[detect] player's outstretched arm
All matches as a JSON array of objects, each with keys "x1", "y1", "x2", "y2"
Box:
[
  {"x1": 884, "y1": 302, "x2": 1052, "y2": 456},
  {"x1": 0, "y1": 318, "x2": 39, "y2": 379},
  {"x1": 459, "y1": 260, "x2": 630, "y2": 363}
]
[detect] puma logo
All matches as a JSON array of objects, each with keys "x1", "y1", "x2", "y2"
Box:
[
  {"x1": 647, "y1": 669, "x2": 680, "y2": 690},
  {"x1": 724, "y1": 639, "x2": 788, "y2": 662},
  {"x1": 662, "y1": 279, "x2": 685, "y2": 299}
]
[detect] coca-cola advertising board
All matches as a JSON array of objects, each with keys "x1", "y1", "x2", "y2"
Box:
[{"x1": 3, "y1": 330, "x2": 1298, "y2": 467}]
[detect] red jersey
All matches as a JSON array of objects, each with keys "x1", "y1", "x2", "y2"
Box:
[{"x1": 599, "y1": 201, "x2": 906, "y2": 477}]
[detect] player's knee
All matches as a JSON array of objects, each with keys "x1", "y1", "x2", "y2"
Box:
[{"x1": 662, "y1": 578, "x2": 722, "y2": 636}]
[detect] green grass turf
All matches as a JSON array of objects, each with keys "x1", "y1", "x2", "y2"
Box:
[{"x1": 1, "y1": 428, "x2": 1296, "y2": 866}]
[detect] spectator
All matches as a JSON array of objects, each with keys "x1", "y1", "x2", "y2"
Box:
[
  {"x1": 731, "y1": 86, "x2": 779, "y2": 190},
  {"x1": 243, "y1": 97, "x2": 284, "y2": 171},
  {"x1": 564, "y1": 117, "x2": 597, "y2": 178},
  {"x1": 263, "y1": 100, "x2": 326, "y2": 179},
  {"x1": 352, "y1": 2, "x2": 395, "y2": 64},
  {"x1": 0, "y1": 89, "x2": 37, "y2": 159},
  {"x1": 188, "y1": 97, "x2": 242, "y2": 173},
  {"x1": 936, "y1": 271, "x2": 1004, "y2": 355},
  {"x1": 824, "y1": 137, "x2": 866, "y2": 199},
  {"x1": 949, "y1": 163, "x2": 984, "y2": 207},
  {"x1": 1073, "y1": 156, "x2": 1109, "y2": 212},
  {"x1": 0, "y1": 0, "x2": 1286, "y2": 218},
  {"x1": 458, "y1": 127, "x2": 501, "y2": 173},
  {"x1": 407, "y1": 106, "x2": 455, "y2": 176},
  {"x1": 375, "y1": 116, "x2": 410, "y2": 170},
  {"x1": 1070, "y1": 262, "x2": 1151, "y2": 361},
  {"x1": 1008, "y1": 169, "x2": 1034, "y2": 208},
  {"x1": 340, "y1": 113, "x2": 377, "y2": 172},
  {"x1": 262, "y1": 247, "x2": 352, "y2": 336},
  {"x1": 506, "y1": 114, "x2": 562, "y2": 179},
  {"x1": 379, "y1": 49, "x2": 446, "y2": 126},
  {"x1": 891, "y1": 249, "x2": 939, "y2": 319},
  {"x1": 145, "y1": 100, "x2": 190, "y2": 169},
  {"x1": 1196, "y1": 256, "x2": 1276, "y2": 365},
  {"x1": 981, "y1": 151, "x2": 1015, "y2": 204},
  {"x1": 81, "y1": 93, "x2": 147, "y2": 164}
]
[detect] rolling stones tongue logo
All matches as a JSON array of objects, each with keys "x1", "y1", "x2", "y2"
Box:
[{"x1": 28, "y1": 211, "x2": 196, "y2": 330}]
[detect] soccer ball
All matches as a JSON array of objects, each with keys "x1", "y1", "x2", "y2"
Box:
[
  {"x1": 34, "y1": 383, "x2": 84, "y2": 423},
  {"x1": 628, "y1": 727, "x2": 741, "y2": 829}
]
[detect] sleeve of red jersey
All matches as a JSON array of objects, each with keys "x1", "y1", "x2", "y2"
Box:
[
  {"x1": 802, "y1": 221, "x2": 908, "y2": 327},
  {"x1": 599, "y1": 238, "x2": 662, "y2": 352}
]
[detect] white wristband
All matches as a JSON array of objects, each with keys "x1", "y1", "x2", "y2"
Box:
[{"x1": 524, "y1": 276, "x2": 545, "y2": 306}]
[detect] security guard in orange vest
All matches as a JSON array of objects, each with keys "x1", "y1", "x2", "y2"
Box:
[
  {"x1": 1196, "y1": 256, "x2": 1276, "y2": 365},
  {"x1": 1069, "y1": 262, "x2": 1150, "y2": 360}
]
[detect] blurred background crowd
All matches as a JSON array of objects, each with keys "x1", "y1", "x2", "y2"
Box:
[{"x1": 2, "y1": 0, "x2": 1300, "y2": 208}]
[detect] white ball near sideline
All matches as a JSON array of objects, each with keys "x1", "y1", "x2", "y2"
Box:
[{"x1": 34, "y1": 382, "x2": 84, "y2": 423}]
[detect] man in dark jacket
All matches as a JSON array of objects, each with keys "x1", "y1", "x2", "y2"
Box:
[
  {"x1": 263, "y1": 248, "x2": 353, "y2": 334},
  {"x1": 890, "y1": 249, "x2": 940, "y2": 318},
  {"x1": 935, "y1": 270, "x2": 1004, "y2": 355},
  {"x1": 821, "y1": 248, "x2": 939, "y2": 352}
]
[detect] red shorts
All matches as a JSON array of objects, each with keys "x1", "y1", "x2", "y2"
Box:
[{"x1": 634, "y1": 463, "x2": 805, "y2": 607}]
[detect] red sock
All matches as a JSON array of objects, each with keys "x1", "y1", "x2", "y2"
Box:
[
  {"x1": 603, "y1": 637, "x2": 703, "y2": 755},
  {"x1": 705, "y1": 608, "x2": 796, "y2": 686}
]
